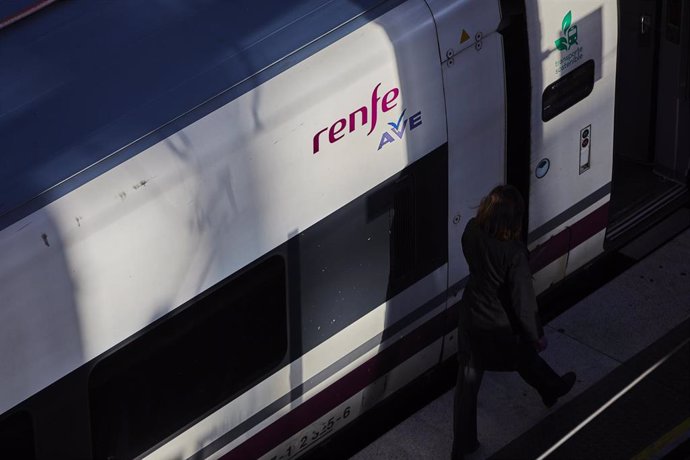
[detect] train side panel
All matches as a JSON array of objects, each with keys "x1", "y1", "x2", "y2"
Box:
[
  {"x1": 0, "y1": 0, "x2": 446, "y2": 419},
  {"x1": 525, "y1": 0, "x2": 618, "y2": 292},
  {"x1": 143, "y1": 2, "x2": 449, "y2": 459},
  {"x1": 431, "y1": 0, "x2": 505, "y2": 307},
  {"x1": 0, "y1": 0, "x2": 623, "y2": 458},
  {"x1": 1, "y1": 1, "x2": 451, "y2": 458}
]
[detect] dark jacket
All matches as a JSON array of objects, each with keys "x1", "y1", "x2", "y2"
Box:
[{"x1": 458, "y1": 218, "x2": 543, "y2": 371}]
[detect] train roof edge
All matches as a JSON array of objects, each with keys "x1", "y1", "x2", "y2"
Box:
[{"x1": 0, "y1": 0, "x2": 400, "y2": 231}]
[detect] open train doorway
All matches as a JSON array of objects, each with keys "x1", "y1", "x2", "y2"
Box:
[{"x1": 607, "y1": 0, "x2": 690, "y2": 244}]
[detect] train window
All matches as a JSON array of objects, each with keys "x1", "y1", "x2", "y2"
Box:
[
  {"x1": 294, "y1": 145, "x2": 448, "y2": 352},
  {"x1": 0, "y1": 411, "x2": 35, "y2": 460},
  {"x1": 89, "y1": 256, "x2": 287, "y2": 460},
  {"x1": 542, "y1": 59, "x2": 595, "y2": 122},
  {"x1": 388, "y1": 175, "x2": 416, "y2": 291}
]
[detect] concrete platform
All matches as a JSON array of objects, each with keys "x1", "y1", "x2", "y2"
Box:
[{"x1": 349, "y1": 218, "x2": 690, "y2": 459}]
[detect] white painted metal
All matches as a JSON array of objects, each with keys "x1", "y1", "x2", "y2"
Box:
[
  {"x1": 143, "y1": 267, "x2": 447, "y2": 460},
  {"x1": 0, "y1": 0, "x2": 446, "y2": 415},
  {"x1": 526, "y1": 0, "x2": 618, "y2": 276},
  {"x1": 252, "y1": 339, "x2": 444, "y2": 460},
  {"x1": 443, "y1": 31, "x2": 507, "y2": 306},
  {"x1": 425, "y1": 0, "x2": 502, "y2": 60},
  {"x1": 531, "y1": 195, "x2": 610, "y2": 293},
  {"x1": 259, "y1": 393, "x2": 364, "y2": 460},
  {"x1": 0, "y1": 0, "x2": 626, "y2": 458}
]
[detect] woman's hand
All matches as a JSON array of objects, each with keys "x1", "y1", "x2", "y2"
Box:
[{"x1": 535, "y1": 336, "x2": 548, "y2": 353}]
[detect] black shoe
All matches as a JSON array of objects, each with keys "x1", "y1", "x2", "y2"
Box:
[{"x1": 542, "y1": 372, "x2": 576, "y2": 408}]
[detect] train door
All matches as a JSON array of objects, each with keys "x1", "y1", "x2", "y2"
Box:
[
  {"x1": 655, "y1": 0, "x2": 690, "y2": 182},
  {"x1": 524, "y1": 0, "x2": 619, "y2": 293},
  {"x1": 608, "y1": 0, "x2": 690, "y2": 242},
  {"x1": 424, "y1": 0, "x2": 506, "y2": 316}
]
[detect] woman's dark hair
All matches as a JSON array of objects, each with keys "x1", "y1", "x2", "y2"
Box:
[{"x1": 476, "y1": 185, "x2": 525, "y2": 241}]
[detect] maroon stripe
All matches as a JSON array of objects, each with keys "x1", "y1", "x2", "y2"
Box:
[
  {"x1": 569, "y1": 202, "x2": 609, "y2": 248},
  {"x1": 529, "y1": 202, "x2": 609, "y2": 273},
  {"x1": 529, "y1": 228, "x2": 570, "y2": 274},
  {"x1": 220, "y1": 309, "x2": 448, "y2": 459}
]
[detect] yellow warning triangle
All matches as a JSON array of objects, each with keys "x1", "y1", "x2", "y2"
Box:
[{"x1": 460, "y1": 29, "x2": 471, "y2": 44}]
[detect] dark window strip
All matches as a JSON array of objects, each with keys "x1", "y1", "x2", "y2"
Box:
[
  {"x1": 191, "y1": 286, "x2": 454, "y2": 460},
  {"x1": 0, "y1": 411, "x2": 35, "y2": 460},
  {"x1": 89, "y1": 256, "x2": 288, "y2": 460}
]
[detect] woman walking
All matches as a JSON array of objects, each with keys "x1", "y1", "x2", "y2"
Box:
[{"x1": 452, "y1": 185, "x2": 576, "y2": 458}]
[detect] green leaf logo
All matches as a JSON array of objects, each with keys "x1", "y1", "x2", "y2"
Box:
[
  {"x1": 555, "y1": 11, "x2": 577, "y2": 51},
  {"x1": 555, "y1": 37, "x2": 568, "y2": 51},
  {"x1": 562, "y1": 11, "x2": 572, "y2": 33}
]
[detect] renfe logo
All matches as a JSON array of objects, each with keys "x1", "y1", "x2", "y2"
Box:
[{"x1": 312, "y1": 83, "x2": 422, "y2": 154}]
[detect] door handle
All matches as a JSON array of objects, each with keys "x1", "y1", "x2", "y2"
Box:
[{"x1": 641, "y1": 14, "x2": 652, "y2": 35}]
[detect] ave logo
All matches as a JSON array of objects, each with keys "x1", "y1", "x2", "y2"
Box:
[{"x1": 377, "y1": 109, "x2": 422, "y2": 150}]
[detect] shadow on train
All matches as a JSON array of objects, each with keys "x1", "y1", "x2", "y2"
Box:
[
  {"x1": 2, "y1": 0, "x2": 651, "y2": 458},
  {"x1": 0, "y1": 211, "x2": 82, "y2": 458}
]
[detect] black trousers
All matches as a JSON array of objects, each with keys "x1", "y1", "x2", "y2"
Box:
[{"x1": 451, "y1": 346, "x2": 564, "y2": 459}]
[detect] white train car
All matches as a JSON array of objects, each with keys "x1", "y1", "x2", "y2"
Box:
[{"x1": 0, "y1": 0, "x2": 687, "y2": 458}]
